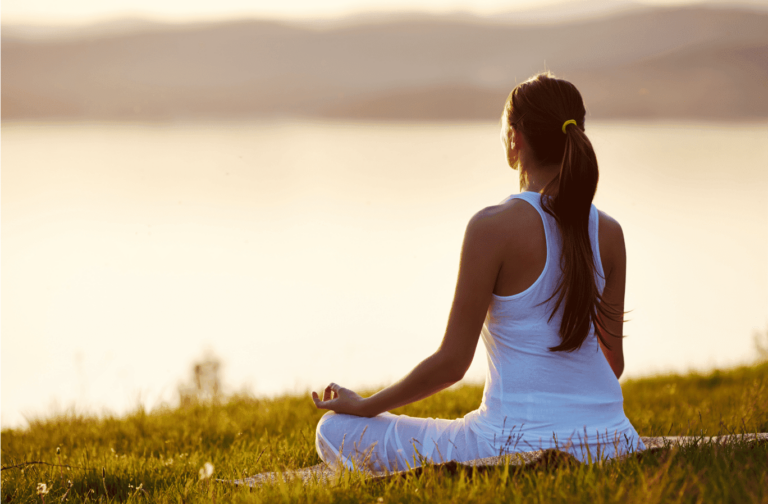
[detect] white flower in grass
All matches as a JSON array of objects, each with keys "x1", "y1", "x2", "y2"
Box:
[
  {"x1": 199, "y1": 462, "x2": 214, "y2": 480},
  {"x1": 36, "y1": 483, "x2": 49, "y2": 495}
]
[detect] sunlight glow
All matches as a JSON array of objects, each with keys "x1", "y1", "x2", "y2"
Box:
[{"x1": 0, "y1": 0, "x2": 745, "y2": 26}]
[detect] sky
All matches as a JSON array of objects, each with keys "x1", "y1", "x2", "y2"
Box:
[{"x1": 3, "y1": 0, "x2": 763, "y2": 26}]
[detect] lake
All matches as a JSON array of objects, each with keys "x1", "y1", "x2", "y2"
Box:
[{"x1": 2, "y1": 120, "x2": 767, "y2": 429}]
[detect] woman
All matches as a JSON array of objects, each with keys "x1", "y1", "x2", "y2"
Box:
[{"x1": 312, "y1": 72, "x2": 644, "y2": 472}]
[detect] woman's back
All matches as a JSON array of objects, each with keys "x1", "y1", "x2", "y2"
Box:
[
  {"x1": 313, "y1": 73, "x2": 644, "y2": 470},
  {"x1": 464, "y1": 191, "x2": 642, "y2": 459}
]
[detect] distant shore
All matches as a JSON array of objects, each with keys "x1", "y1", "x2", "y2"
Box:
[{"x1": 3, "y1": 5, "x2": 768, "y2": 122}]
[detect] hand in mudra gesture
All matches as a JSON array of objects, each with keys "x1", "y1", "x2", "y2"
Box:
[{"x1": 312, "y1": 383, "x2": 371, "y2": 417}]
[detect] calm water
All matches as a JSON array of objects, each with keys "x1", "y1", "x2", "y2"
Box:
[{"x1": 2, "y1": 120, "x2": 767, "y2": 428}]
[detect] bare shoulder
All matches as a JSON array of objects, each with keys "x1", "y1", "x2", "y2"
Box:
[
  {"x1": 467, "y1": 198, "x2": 540, "y2": 242},
  {"x1": 597, "y1": 209, "x2": 626, "y2": 275},
  {"x1": 597, "y1": 209, "x2": 625, "y2": 244}
]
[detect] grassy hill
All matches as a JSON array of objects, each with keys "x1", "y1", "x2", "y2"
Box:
[{"x1": 2, "y1": 362, "x2": 767, "y2": 502}]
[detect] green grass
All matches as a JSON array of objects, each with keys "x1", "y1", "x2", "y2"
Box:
[{"x1": 2, "y1": 362, "x2": 767, "y2": 503}]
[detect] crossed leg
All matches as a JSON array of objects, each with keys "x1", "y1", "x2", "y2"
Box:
[{"x1": 315, "y1": 411, "x2": 493, "y2": 473}]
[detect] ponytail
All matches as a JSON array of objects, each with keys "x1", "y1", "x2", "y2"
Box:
[
  {"x1": 541, "y1": 120, "x2": 602, "y2": 351},
  {"x1": 505, "y1": 73, "x2": 618, "y2": 352}
]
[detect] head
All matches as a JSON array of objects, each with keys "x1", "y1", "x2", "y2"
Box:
[
  {"x1": 502, "y1": 73, "x2": 615, "y2": 352},
  {"x1": 501, "y1": 72, "x2": 592, "y2": 174}
]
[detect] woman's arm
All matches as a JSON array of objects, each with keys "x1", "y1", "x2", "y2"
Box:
[
  {"x1": 596, "y1": 211, "x2": 626, "y2": 379},
  {"x1": 313, "y1": 208, "x2": 505, "y2": 417}
]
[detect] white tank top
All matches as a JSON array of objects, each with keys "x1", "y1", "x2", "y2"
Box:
[{"x1": 464, "y1": 191, "x2": 643, "y2": 456}]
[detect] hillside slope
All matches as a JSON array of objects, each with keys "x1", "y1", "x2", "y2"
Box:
[{"x1": 1, "y1": 362, "x2": 766, "y2": 502}]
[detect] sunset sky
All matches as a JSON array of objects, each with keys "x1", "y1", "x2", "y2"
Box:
[{"x1": 4, "y1": 0, "x2": 764, "y2": 25}]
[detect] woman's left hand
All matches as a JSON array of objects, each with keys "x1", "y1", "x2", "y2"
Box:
[{"x1": 312, "y1": 383, "x2": 372, "y2": 417}]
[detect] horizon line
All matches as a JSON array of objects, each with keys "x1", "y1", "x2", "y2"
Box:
[{"x1": 3, "y1": 0, "x2": 768, "y2": 31}]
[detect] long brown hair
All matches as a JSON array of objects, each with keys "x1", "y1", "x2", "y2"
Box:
[{"x1": 503, "y1": 72, "x2": 615, "y2": 352}]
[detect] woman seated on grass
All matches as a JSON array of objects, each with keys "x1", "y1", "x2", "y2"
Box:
[{"x1": 312, "y1": 72, "x2": 645, "y2": 472}]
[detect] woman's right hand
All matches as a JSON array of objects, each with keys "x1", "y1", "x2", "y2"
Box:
[{"x1": 312, "y1": 382, "x2": 372, "y2": 417}]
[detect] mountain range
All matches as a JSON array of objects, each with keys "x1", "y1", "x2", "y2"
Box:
[{"x1": 3, "y1": 4, "x2": 767, "y2": 121}]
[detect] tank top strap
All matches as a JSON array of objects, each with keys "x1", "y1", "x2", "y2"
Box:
[
  {"x1": 588, "y1": 204, "x2": 606, "y2": 293},
  {"x1": 504, "y1": 192, "x2": 605, "y2": 293},
  {"x1": 507, "y1": 191, "x2": 561, "y2": 257},
  {"x1": 502, "y1": 192, "x2": 563, "y2": 301},
  {"x1": 507, "y1": 191, "x2": 545, "y2": 213}
]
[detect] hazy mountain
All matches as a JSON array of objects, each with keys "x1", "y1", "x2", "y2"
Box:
[{"x1": 3, "y1": 5, "x2": 767, "y2": 121}]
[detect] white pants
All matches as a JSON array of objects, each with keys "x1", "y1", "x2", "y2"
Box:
[
  {"x1": 315, "y1": 411, "x2": 496, "y2": 472},
  {"x1": 316, "y1": 411, "x2": 645, "y2": 471}
]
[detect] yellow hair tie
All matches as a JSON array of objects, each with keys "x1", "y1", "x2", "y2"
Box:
[{"x1": 561, "y1": 119, "x2": 577, "y2": 134}]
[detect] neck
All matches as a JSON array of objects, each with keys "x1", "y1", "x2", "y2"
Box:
[{"x1": 519, "y1": 158, "x2": 560, "y2": 193}]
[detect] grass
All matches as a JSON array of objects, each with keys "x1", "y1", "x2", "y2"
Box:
[{"x1": 2, "y1": 361, "x2": 767, "y2": 503}]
